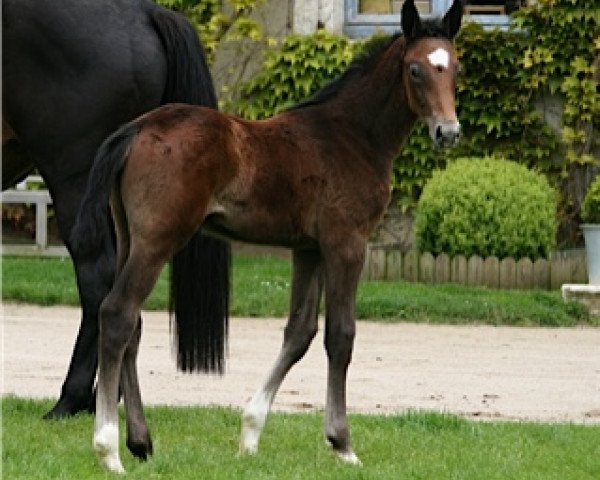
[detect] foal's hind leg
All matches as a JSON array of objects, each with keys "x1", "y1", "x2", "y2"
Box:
[
  {"x1": 111, "y1": 188, "x2": 152, "y2": 461},
  {"x1": 240, "y1": 249, "x2": 323, "y2": 455},
  {"x1": 121, "y1": 315, "x2": 153, "y2": 460},
  {"x1": 322, "y1": 239, "x2": 365, "y2": 465},
  {"x1": 94, "y1": 246, "x2": 166, "y2": 474}
]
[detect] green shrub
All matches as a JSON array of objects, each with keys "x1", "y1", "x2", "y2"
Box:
[
  {"x1": 582, "y1": 175, "x2": 600, "y2": 224},
  {"x1": 415, "y1": 157, "x2": 558, "y2": 260}
]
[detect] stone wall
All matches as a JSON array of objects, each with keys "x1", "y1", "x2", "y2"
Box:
[
  {"x1": 212, "y1": 0, "x2": 345, "y2": 105},
  {"x1": 292, "y1": 0, "x2": 344, "y2": 34},
  {"x1": 211, "y1": 0, "x2": 294, "y2": 107}
]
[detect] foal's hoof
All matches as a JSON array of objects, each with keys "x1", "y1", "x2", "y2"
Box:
[
  {"x1": 239, "y1": 426, "x2": 260, "y2": 456},
  {"x1": 239, "y1": 410, "x2": 265, "y2": 456},
  {"x1": 336, "y1": 449, "x2": 362, "y2": 466},
  {"x1": 94, "y1": 440, "x2": 125, "y2": 474},
  {"x1": 127, "y1": 435, "x2": 153, "y2": 461},
  {"x1": 94, "y1": 424, "x2": 125, "y2": 474}
]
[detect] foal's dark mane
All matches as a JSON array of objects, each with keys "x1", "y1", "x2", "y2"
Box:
[
  {"x1": 288, "y1": 19, "x2": 452, "y2": 112},
  {"x1": 287, "y1": 33, "x2": 402, "y2": 112}
]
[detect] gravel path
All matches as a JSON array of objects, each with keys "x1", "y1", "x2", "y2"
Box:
[{"x1": 3, "y1": 303, "x2": 599, "y2": 423}]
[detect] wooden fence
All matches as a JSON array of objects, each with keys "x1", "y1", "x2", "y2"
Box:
[{"x1": 362, "y1": 244, "x2": 588, "y2": 290}]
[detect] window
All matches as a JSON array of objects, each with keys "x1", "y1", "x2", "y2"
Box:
[{"x1": 344, "y1": 0, "x2": 516, "y2": 37}]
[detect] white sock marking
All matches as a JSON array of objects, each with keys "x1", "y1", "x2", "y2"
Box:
[
  {"x1": 240, "y1": 389, "x2": 274, "y2": 454},
  {"x1": 337, "y1": 449, "x2": 363, "y2": 466},
  {"x1": 427, "y1": 48, "x2": 450, "y2": 69},
  {"x1": 94, "y1": 422, "x2": 125, "y2": 474}
]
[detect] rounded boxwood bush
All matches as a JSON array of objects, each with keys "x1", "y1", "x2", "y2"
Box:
[
  {"x1": 581, "y1": 175, "x2": 600, "y2": 224},
  {"x1": 415, "y1": 157, "x2": 557, "y2": 260}
]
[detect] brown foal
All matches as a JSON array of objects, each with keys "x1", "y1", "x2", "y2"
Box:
[{"x1": 72, "y1": 0, "x2": 463, "y2": 472}]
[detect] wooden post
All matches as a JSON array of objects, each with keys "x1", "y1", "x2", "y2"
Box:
[
  {"x1": 532, "y1": 258, "x2": 550, "y2": 289},
  {"x1": 452, "y1": 255, "x2": 468, "y2": 285},
  {"x1": 403, "y1": 250, "x2": 419, "y2": 282},
  {"x1": 369, "y1": 247, "x2": 386, "y2": 281},
  {"x1": 516, "y1": 258, "x2": 534, "y2": 289},
  {"x1": 467, "y1": 255, "x2": 484, "y2": 286},
  {"x1": 386, "y1": 250, "x2": 403, "y2": 280},
  {"x1": 420, "y1": 252, "x2": 435, "y2": 283},
  {"x1": 483, "y1": 256, "x2": 500, "y2": 288},
  {"x1": 499, "y1": 257, "x2": 516, "y2": 289},
  {"x1": 435, "y1": 253, "x2": 451, "y2": 283}
]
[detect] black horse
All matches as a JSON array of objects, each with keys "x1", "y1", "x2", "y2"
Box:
[{"x1": 2, "y1": 0, "x2": 230, "y2": 419}]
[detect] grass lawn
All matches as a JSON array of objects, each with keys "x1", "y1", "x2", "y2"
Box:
[
  {"x1": 3, "y1": 396, "x2": 600, "y2": 480},
  {"x1": 1, "y1": 254, "x2": 595, "y2": 326}
]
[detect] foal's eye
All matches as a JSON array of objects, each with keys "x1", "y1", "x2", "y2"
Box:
[{"x1": 409, "y1": 63, "x2": 421, "y2": 81}]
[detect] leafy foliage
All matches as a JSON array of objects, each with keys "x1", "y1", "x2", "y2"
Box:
[
  {"x1": 513, "y1": 0, "x2": 600, "y2": 168},
  {"x1": 582, "y1": 174, "x2": 600, "y2": 224},
  {"x1": 414, "y1": 157, "x2": 558, "y2": 260},
  {"x1": 156, "y1": 0, "x2": 265, "y2": 62},
  {"x1": 235, "y1": 30, "x2": 361, "y2": 119}
]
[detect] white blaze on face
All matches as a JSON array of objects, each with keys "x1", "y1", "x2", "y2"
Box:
[{"x1": 427, "y1": 48, "x2": 450, "y2": 70}]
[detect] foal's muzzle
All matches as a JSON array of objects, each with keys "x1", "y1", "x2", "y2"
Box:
[{"x1": 431, "y1": 120, "x2": 460, "y2": 148}]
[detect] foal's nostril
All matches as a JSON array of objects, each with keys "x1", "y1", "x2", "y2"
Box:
[
  {"x1": 446, "y1": 130, "x2": 459, "y2": 145},
  {"x1": 434, "y1": 125, "x2": 460, "y2": 147}
]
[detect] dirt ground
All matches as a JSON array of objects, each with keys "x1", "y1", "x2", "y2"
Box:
[{"x1": 3, "y1": 303, "x2": 600, "y2": 423}]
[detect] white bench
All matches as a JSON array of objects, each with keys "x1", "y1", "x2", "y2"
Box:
[{"x1": 1, "y1": 177, "x2": 68, "y2": 255}]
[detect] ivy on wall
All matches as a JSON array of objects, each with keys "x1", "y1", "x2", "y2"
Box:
[
  {"x1": 514, "y1": 0, "x2": 599, "y2": 168},
  {"x1": 218, "y1": 0, "x2": 598, "y2": 243},
  {"x1": 235, "y1": 29, "x2": 362, "y2": 119},
  {"x1": 157, "y1": 0, "x2": 266, "y2": 62}
]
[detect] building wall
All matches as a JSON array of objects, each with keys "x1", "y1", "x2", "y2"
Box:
[
  {"x1": 293, "y1": 0, "x2": 345, "y2": 34},
  {"x1": 211, "y1": 0, "x2": 294, "y2": 107}
]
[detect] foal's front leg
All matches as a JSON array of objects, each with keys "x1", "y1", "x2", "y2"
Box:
[
  {"x1": 94, "y1": 292, "x2": 136, "y2": 474},
  {"x1": 322, "y1": 242, "x2": 365, "y2": 465},
  {"x1": 240, "y1": 249, "x2": 323, "y2": 455}
]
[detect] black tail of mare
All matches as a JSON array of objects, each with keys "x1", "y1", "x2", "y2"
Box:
[
  {"x1": 151, "y1": 9, "x2": 230, "y2": 375},
  {"x1": 73, "y1": 9, "x2": 230, "y2": 375}
]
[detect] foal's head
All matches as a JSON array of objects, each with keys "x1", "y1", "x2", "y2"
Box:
[{"x1": 401, "y1": 0, "x2": 463, "y2": 148}]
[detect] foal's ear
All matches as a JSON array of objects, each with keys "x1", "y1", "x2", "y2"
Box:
[
  {"x1": 401, "y1": 0, "x2": 422, "y2": 40},
  {"x1": 442, "y1": 0, "x2": 463, "y2": 39}
]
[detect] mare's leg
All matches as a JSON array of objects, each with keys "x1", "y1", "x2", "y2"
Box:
[
  {"x1": 44, "y1": 174, "x2": 115, "y2": 418},
  {"x1": 240, "y1": 248, "x2": 323, "y2": 455},
  {"x1": 322, "y1": 239, "x2": 365, "y2": 465},
  {"x1": 94, "y1": 244, "x2": 165, "y2": 474}
]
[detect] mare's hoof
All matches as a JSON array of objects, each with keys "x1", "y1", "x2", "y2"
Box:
[{"x1": 43, "y1": 395, "x2": 93, "y2": 420}]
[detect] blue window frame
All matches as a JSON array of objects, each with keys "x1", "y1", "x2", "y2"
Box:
[{"x1": 344, "y1": 0, "x2": 510, "y2": 37}]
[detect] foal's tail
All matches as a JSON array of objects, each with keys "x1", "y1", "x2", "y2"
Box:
[
  {"x1": 151, "y1": 6, "x2": 230, "y2": 374},
  {"x1": 70, "y1": 122, "x2": 138, "y2": 261},
  {"x1": 71, "y1": 116, "x2": 229, "y2": 375}
]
